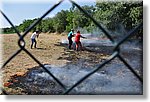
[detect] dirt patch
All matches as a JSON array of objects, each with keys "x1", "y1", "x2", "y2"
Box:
[
  {"x1": 1, "y1": 33, "x2": 109, "y2": 94},
  {"x1": 1, "y1": 33, "x2": 68, "y2": 92},
  {"x1": 0, "y1": 33, "x2": 142, "y2": 94}
]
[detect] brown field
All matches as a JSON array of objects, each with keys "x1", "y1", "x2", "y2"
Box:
[
  {"x1": 1, "y1": 33, "x2": 106, "y2": 94},
  {"x1": 1, "y1": 33, "x2": 68, "y2": 79},
  {"x1": 0, "y1": 33, "x2": 68, "y2": 93}
]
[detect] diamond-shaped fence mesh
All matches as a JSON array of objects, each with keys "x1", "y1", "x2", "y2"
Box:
[{"x1": 0, "y1": 0, "x2": 143, "y2": 95}]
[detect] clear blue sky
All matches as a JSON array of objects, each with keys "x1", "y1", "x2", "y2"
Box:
[{"x1": 0, "y1": 0, "x2": 96, "y2": 28}]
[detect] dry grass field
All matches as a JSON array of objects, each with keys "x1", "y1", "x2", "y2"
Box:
[
  {"x1": 2, "y1": 33, "x2": 66, "y2": 71},
  {"x1": 1, "y1": 33, "x2": 68, "y2": 91},
  {"x1": 1, "y1": 32, "x2": 142, "y2": 95},
  {"x1": 1, "y1": 33, "x2": 107, "y2": 94}
]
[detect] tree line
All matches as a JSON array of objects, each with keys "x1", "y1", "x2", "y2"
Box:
[{"x1": 2, "y1": 1, "x2": 143, "y2": 38}]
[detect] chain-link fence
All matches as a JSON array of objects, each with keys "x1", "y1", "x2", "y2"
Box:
[{"x1": 0, "y1": 0, "x2": 143, "y2": 95}]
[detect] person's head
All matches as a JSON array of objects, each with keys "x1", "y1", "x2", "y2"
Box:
[
  {"x1": 36, "y1": 31, "x2": 40, "y2": 34},
  {"x1": 71, "y1": 29, "x2": 74, "y2": 32},
  {"x1": 77, "y1": 30, "x2": 80, "y2": 33}
]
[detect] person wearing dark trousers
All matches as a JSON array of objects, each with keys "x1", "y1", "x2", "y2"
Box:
[
  {"x1": 68, "y1": 29, "x2": 74, "y2": 49},
  {"x1": 30, "y1": 31, "x2": 40, "y2": 49},
  {"x1": 75, "y1": 30, "x2": 86, "y2": 51}
]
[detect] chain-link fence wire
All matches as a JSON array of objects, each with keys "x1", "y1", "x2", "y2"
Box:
[{"x1": 0, "y1": 0, "x2": 143, "y2": 95}]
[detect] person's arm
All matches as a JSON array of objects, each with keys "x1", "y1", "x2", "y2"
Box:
[
  {"x1": 72, "y1": 33, "x2": 76, "y2": 37},
  {"x1": 36, "y1": 33, "x2": 39, "y2": 38},
  {"x1": 81, "y1": 35, "x2": 87, "y2": 39}
]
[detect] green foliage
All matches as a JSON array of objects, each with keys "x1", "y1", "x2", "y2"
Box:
[
  {"x1": 2, "y1": 1, "x2": 143, "y2": 38},
  {"x1": 94, "y1": 1, "x2": 142, "y2": 31},
  {"x1": 19, "y1": 19, "x2": 36, "y2": 32},
  {"x1": 53, "y1": 10, "x2": 68, "y2": 33},
  {"x1": 1, "y1": 27, "x2": 15, "y2": 34}
]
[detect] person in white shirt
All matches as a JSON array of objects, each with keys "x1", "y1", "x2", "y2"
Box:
[{"x1": 30, "y1": 31, "x2": 40, "y2": 49}]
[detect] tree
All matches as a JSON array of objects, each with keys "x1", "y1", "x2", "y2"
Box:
[
  {"x1": 94, "y1": 1, "x2": 143, "y2": 31},
  {"x1": 53, "y1": 10, "x2": 69, "y2": 33},
  {"x1": 2, "y1": 1, "x2": 142, "y2": 38}
]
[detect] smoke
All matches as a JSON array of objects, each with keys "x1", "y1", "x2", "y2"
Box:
[
  {"x1": 62, "y1": 23, "x2": 140, "y2": 49},
  {"x1": 74, "y1": 23, "x2": 129, "y2": 40},
  {"x1": 111, "y1": 23, "x2": 128, "y2": 41},
  {"x1": 75, "y1": 26, "x2": 105, "y2": 38},
  {"x1": 14, "y1": 63, "x2": 142, "y2": 94}
]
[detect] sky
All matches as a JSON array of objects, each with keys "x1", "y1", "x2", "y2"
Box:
[{"x1": 0, "y1": 0, "x2": 96, "y2": 28}]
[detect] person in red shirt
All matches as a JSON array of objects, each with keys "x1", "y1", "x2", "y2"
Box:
[{"x1": 75, "y1": 30, "x2": 86, "y2": 51}]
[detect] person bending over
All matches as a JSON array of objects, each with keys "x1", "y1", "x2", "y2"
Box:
[{"x1": 30, "y1": 31, "x2": 40, "y2": 49}]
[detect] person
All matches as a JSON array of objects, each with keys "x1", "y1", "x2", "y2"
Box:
[
  {"x1": 75, "y1": 30, "x2": 86, "y2": 51},
  {"x1": 30, "y1": 31, "x2": 40, "y2": 49},
  {"x1": 68, "y1": 29, "x2": 75, "y2": 49}
]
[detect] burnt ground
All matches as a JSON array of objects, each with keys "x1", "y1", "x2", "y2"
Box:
[
  {"x1": 2, "y1": 38, "x2": 143, "y2": 95},
  {"x1": 1, "y1": 33, "x2": 142, "y2": 95}
]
